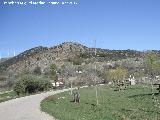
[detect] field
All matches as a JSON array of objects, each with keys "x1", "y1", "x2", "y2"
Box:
[{"x1": 41, "y1": 85, "x2": 160, "y2": 120}]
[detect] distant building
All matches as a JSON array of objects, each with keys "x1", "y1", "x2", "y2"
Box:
[
  {"x1": 128, "y1": 75, "x2": 136, "y2": 85},
  {"x1": 76, "y1": 70, "x2": 82, "y2": 74},
  {"x1": 52, "y1": 82, "x2": 63, "y2": 87}
]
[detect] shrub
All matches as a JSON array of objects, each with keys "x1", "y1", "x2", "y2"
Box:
[
  {"x1": 13, "y1": 75, "x2": 52, "y2": 95},
  {"x1": 13, "y1": 80, "x2": 25, "y2": 96},
  {"x1": 33, "y1": 66, "x2": 41, "y2": 75},
  {"x1": 68, "y1": 58, "x2": 83, "y2": 65}
]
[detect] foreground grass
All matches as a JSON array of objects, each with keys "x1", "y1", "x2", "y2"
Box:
[
  {"x1": 0, "y1": 91, "x2": 17, "y2": 103},
  {"x1": 41, "y1": 85, "x2": 160, "y2": 120}
]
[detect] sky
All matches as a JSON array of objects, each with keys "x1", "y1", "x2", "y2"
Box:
[{"x1": 0, "y1": 0, "x2": 160, "y2": 58}]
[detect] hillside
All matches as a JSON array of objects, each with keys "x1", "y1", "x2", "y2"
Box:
[
  {"x1": 0, "y1": 42, "x2": 159, "y2": 75},
  {"x1": 0, "y1": 42, "x2": 88, "y2": 74},
  {"x1": 0, "y1": 58, "x2": 9, "y2": 64}
]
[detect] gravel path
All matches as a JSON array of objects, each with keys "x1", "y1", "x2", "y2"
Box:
[{"x1": 0, "y1": 89, "x2": 71, "y2": 120}]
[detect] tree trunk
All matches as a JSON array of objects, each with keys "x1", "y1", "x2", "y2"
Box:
[
  {"x1": 70, "y1": 82, "x2": 73, "y2": 95},
  {"x1": 95, "y1": 85, "x2": 99, "y2": 105}
]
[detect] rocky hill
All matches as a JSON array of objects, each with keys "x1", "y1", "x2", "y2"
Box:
[
  {"x1": 0, "y1": 42, "x2": 159, "y2": 75},
  {"x1": 0, "y1": 42, "x2": 88, "y2": 74}
]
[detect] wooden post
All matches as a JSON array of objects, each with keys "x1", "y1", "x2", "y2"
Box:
[
  {"x1": 71, "y1": 81, "x2": 73, "y2": 95},
  {"x1": 94, "y1": 39, "x2": 99, "y2": 106}
]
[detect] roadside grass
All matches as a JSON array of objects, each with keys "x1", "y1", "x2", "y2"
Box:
[
  {"x1": 41, "y1": 85, "x2": 160, "y2": 120},
  {"x1": 0, "y1": 91, "x2": 17, "y2": 103},
  {"x1": 0, "y1": 89, "x2": 55, "y2": 103}
]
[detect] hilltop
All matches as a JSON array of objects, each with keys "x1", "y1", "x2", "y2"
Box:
[
  {"x1": 0, "y1": 42, "x2": 160, "y2": 91},
  {"x1": 0, "y1": 42, "x2": 160, "y2": 78},
  {"x1": 0, "y1": 42, "x2": 87, "y2": 74},
  {"x1": 0, "y1": 42, "x2": 145, "y2": 74}
]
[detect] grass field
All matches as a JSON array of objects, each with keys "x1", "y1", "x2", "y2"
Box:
[
  {"x1": 41, "y1": 85, "x2": 160, "y2": 120},
  {"x1": 0, "y1": 91, "x2": 17, "y2": 103}
]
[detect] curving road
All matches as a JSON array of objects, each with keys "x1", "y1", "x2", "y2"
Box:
[{"x1": 0, "y1": 89, "x2": 71, "y2": 120}]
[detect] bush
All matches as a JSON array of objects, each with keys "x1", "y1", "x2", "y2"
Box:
[
  {"x1": 13, "y1": 75, "x2": 52, "y2": 95},
  {"x1": 33, "y1": 66, "x2": 41, "y2": 75},
  {"x1": 68, "y1": 58, "x2": 83, "y2": 65},
  {"x1": 14, "y1": 80, "x2": 25, "y2": 96}
]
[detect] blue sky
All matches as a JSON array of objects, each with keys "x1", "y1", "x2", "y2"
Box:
[{"x1": 0, "y1": 0, "x2": 160, "y2": 58}]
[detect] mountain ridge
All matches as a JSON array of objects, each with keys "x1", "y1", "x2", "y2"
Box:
[
  {"x1": 0, "y1": 42, "x2": 160, "y2": 75},
  {"x1": 0, "y1": 42, "x2": 88, "y2": 74}
]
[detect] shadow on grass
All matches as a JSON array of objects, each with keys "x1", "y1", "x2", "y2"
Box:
[
  {"x1": 138, "y1": 108, "x2": 160, "y2": 114},
  {"x1": 121, "y1": 108, "x2": 134, "y2": 112},
  {"x1": 85, "y1": 102, "x2": 96, "y2": 107},
  {"x1": 128, "y1": 92, "x2": 159, "y2": 98},
  {"x1": 125, "y1": 86, "x2": 146, "y2": 90},
  {"x1": 121, "y1": 108, "x2": 160, "y2": 114},
  {"x1": 70, "y1": 100, "x2": 75, "y2": 102},
  {"x1": 114, "y1": 89, "x2": 126, "y2": 91}
]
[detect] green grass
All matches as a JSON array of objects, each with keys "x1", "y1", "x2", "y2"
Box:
[
  {"x1": 0, "y1": 88, "x2": 56, "y2": 103},
  {"x1": 0, "y1": 90, "x2": 54, "y2": 103},
  {"x1": 41, "y1": 85, "x2": 160, "y2": 120},
  {"x1": 0, "y1": 91, "x2": 17, "y2": 103}
]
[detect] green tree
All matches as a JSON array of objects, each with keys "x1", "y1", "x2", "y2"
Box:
[
  {"x1": 144, "y1": 52, "x2": 160, "y2": 81},
  {"x1": 104, "y1": 69, "x2": 116, "y2": 83},
  {"x1": 50, "y1": 64, "x2": 58, "y2": 88},
  {"x1": 104, "y1": 66, "x2": 127, "y2": 91},
  {"x1": 115, "y1": 67, "x2": 127, "y2": 91}
]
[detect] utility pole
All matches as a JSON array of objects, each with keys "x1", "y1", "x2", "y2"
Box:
[
  {"x1": 0, "y1": 52, "x2": 1, "y2": 60},
  {"x1": 7, "y1": 52, "x2": 10, "y2": 57},
  {"x1": 94, "y1": 39, "x2": 99, "y2": 105},
  {"x1": 57, "y1": 45, "x2": 59, "y2": 58},
  {"x1": 14, "y1": 51, "x2": 16, "y2": 57}
]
